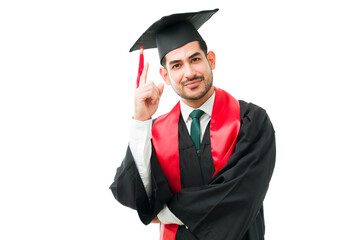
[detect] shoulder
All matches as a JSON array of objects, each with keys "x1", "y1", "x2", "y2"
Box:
[
  {"x1": 238, "y1": 100, "x2": 268, "y2": 120},
  {"x1": 237, "y1": 100, "x2": 275, "y2": 133}
]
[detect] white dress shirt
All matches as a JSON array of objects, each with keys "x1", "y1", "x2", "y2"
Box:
[{"x1": 128, "y1": 92, "x2": 215, "y2": 225}]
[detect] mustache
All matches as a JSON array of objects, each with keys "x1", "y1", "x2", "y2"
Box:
[{"x1": 181, "y1": 76, "x2": 204, "y2": 86}]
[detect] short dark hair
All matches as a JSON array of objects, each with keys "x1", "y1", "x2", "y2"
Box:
[{"x1": 161, "y1": 40, "x2": 208, "y2": 68}]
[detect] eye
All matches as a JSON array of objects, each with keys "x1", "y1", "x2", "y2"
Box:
[
  {"x1": 172, "y1": 63, "x2": 181, "y2": 69},
  {"x1": 191, "y1": 57, "x2": 201, "y2": 63}
]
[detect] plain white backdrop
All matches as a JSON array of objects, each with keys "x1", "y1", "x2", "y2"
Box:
[{"x1": 1, "y1": 0, "x2": 359, "y2": 239}]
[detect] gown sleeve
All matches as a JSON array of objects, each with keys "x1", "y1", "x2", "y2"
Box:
[
  {"x1": 167, "y1": 102, "x2": 276, "y2": 240},
  {"x1": 109, "y1": 144, "x2": 174, "y2": 225}
]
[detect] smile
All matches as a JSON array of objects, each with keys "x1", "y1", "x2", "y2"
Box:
[
  {"x1": 182, "y1": 77, "x2": 204, "y2": 88},
  {"x1": 184, "y1": 80, "x2": 202, "y2": 88}
]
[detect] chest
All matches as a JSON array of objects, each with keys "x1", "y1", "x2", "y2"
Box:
[{"x1": 178, "y1": 117, "x2": 215, "y2": 188}]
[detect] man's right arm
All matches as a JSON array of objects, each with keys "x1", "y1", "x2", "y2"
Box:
[
  {"x1": 109, "y1": 119, "x2": 177, "y2": 225},
  {"x1": 128, "y1": 118, "x2": 153, "y2": 197},
  {"x1": 129, "y1": 118, "x2": 184, "y2": 225},
  {"x1": 110, "y1": 62, "x2": 180, "y2": 225}
]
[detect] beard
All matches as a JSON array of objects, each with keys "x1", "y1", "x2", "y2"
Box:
[{"x1": 171, "y1": 71, "x2": 213, "y2": 101}]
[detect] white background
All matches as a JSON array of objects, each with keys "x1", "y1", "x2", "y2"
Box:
[{"x1": 1, "y1": 0, "x2": 359, "y2": 239}]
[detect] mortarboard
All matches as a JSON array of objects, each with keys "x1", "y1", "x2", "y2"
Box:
[{"x1": 130, "y1": 8, "x2": 219, "y2": 63}]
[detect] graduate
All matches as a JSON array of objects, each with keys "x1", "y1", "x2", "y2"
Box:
[{"x1": 110, "y1": 9, "x2": 276, "y2": 240}]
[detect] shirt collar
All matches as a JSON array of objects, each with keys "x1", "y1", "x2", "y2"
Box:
[{"x1": 180, "y1": 91, "x2": 215, "y2": 122}]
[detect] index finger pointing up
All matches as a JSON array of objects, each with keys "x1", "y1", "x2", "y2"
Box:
[{"x1": 139, "y1": 62, "x2": 149, "y2": 86}]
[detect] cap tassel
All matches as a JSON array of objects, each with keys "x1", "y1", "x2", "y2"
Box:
[{"x1": 136, "y1": 46, "x2": 144, "y2": 88}]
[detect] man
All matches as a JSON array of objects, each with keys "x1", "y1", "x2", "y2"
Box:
[{"x1": 110, "y1": 9, "x2": 276, "y2": 240}]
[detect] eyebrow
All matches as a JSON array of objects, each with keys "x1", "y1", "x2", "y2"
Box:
[{"x1": 168, "y1": 52, "x2": 202, "y2": 66}]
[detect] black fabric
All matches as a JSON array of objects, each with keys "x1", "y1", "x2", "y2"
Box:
[
  {"x1": 110, "y1": 100, "x2": 276, "y2": 240},
  {"x1": 178, "y1": 116, "x2": 214, "y2": 188},
  {"x1": 109, "y1": 145, "x2": 173, "y2": 224},
  {"x1": 197, "y1": 122, "x2": 215, "y2": 184},
  {"x1": 129, "y1": 9, "x2": 218, "y2": 62}
]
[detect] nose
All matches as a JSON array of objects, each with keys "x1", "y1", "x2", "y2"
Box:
[{"x1": 183, "y1": 63, "x2": 196, "y2": 80}]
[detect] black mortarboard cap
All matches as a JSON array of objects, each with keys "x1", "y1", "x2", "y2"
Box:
[{"x1": 129, "y1": 8, "x2": 219, "y2": 63}]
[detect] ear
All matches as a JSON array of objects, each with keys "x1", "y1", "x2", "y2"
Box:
[
  {"x1": 207, "y1": 51, "x2": 216, "y2": 70},
  {"x1": 159, "y1": 67, "x2": 171, "y2": 85}
]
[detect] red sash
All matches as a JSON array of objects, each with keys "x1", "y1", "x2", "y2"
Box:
[{"x1": 152, "y1": 87, "x2": 241, "y2": 240}]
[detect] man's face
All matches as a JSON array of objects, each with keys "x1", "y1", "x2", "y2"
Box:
[{"x1": 161, "y1": 41, "x2": 216, "y2": 106}]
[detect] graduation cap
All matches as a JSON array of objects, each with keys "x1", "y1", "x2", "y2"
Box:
[{"x1": 130, "y1": 8, "x2": 219, "y2": 62}]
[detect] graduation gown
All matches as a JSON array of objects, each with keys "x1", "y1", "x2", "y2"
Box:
[{"x1": 110, "y1": 95, "x2": 276, "y2": 240}]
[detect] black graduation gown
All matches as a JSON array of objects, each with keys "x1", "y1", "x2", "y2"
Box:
[{"x1": 110, "y1": 100, "x2": 276, "y2": 240}]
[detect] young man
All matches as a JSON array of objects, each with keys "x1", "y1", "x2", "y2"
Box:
[{"x1": 110, "y1": 9, "x2": 276, "y2": 240}]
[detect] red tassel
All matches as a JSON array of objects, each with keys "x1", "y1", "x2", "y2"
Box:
[{"x1": 136, "y1": 46, "x2": 144, "y2": 88}]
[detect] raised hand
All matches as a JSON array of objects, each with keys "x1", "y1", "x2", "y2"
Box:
[{"x1": 133, "y1": 62, "x2": 165, "y2": 121}]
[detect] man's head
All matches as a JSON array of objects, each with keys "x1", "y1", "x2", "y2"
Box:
[
  {"x1": 129, "y1": 9, "x2": 219, "y2": 107},
  {"x1": 159, "y1": 40, "x2": 215, "y2": 108}
]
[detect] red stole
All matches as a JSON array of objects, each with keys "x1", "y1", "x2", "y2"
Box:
[{"x1": 152, "y1": 87, "x2": 241, "y2": 240}]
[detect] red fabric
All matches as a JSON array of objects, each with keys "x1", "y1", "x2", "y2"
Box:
[
  {"x1": 210, "y1": 88, "x2": 241, "y2": 175},
  {"x1": 152, "y1": 101, "x2": 182, "y2": 193},
  {"x1": 152, "y1": 87, "x2": 241, "y2": 240},
  {"x1": 160, "y1": 224, "x2": 179, "y2": 240},
  {"x1": 136, "y1": 46, "x2": 144, "y2": 88}
]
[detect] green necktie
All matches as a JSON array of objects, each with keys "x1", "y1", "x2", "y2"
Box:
[{"x1": 190, "y1": 109, "x2": 204, "y2": 151}]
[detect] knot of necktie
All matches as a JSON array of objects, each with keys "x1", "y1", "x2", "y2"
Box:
[{"x1": 190, "y1": 109, "x2": 204, "y2": 120}]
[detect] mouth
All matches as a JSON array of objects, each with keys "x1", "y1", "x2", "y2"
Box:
[
  {"x1": 184, "y1": 80, "x2": 202, "y2": 88},
  {"x1": 182, "y1": 77, "x2": 204, "y2": 89}
]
